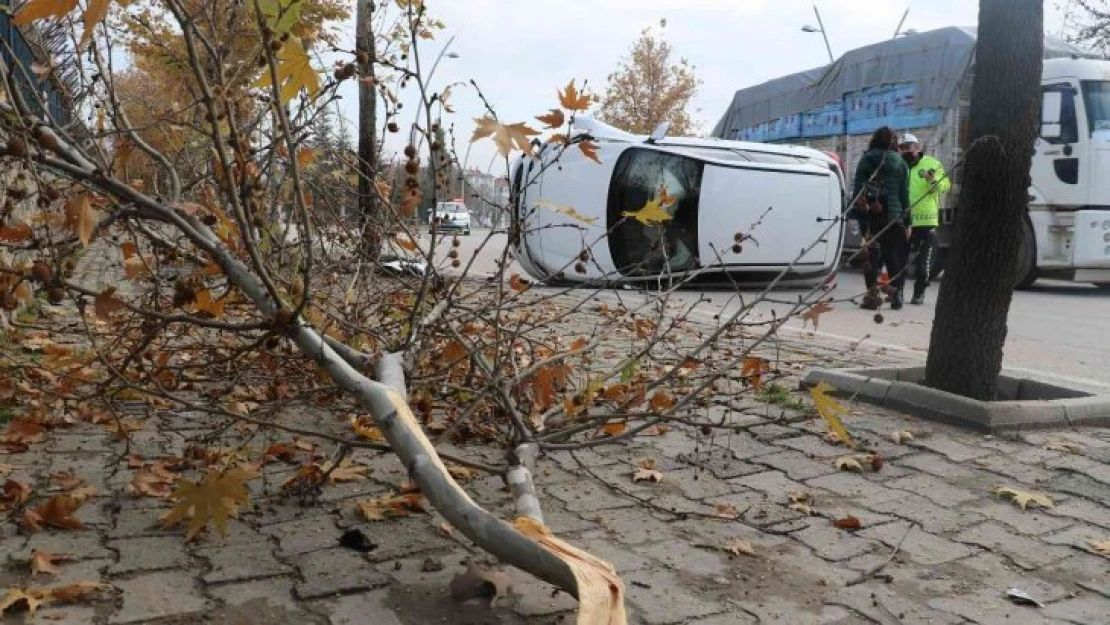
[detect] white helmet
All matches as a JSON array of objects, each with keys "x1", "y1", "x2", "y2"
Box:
[{"x1": 899, "y1": 132, "x2": 921, "y2": 147}]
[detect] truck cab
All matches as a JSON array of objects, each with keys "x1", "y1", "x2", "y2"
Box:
[{"x1": 1029, "y1": 57, "x2": 1110, "y2": 287}]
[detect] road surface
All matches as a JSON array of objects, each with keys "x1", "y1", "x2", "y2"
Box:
[{"x1": 422, "y1": 229, "x2": 1110, "y2": 389}]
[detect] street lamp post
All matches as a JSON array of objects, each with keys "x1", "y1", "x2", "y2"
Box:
[{"x1": 801, "y1": 4, "x2": 835, "y2": 64}]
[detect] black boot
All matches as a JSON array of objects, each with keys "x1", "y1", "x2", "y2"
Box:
[
  {"x1": 890, "y1": 289, "x2": 904, "y2": 310},
  {"x1": 911, "y1": 288, "x2": 925, "y2": 305},
  {"x1": 860, "y1": 288, "x2": 881, "y2": 310}
]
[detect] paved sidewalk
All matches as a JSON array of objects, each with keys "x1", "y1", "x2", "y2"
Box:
[{"x1": 3, "y1": 289, "x2": 1109, "y2": 624}]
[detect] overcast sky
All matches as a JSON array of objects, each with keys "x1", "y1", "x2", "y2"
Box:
[{"x1": 330, "y1": 1, "x2": 1073, "y2": 175}]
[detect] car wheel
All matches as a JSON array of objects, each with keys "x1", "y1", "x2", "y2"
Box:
[{"x1": 1014, "y1": 217, "x2": 1038, "y2": 290}]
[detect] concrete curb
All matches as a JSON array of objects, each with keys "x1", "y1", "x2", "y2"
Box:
[{"x1": 801, "y1": 366, "x2": 1110, "y2": 432}]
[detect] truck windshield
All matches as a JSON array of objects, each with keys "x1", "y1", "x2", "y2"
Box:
[{"x1": 1082, "y1": 81, "x2": 1110, "y2": 135}]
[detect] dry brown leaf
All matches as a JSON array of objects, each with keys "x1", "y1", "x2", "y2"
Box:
[
  {"x1": 558, "y1": 79, "x2": 592, "y2": 111},
  {"x1": 162, "y1": 466, "x2": 253, "y2": 540},
  {"x1": 789, "y1": 501, "x2": 814, "y2": 516},
  {"x1": 832, "y1": 515, "x2": 862, "y2": 531},
  {"x1": 32, "y1": 581, "x2": 111, "y2": 603},
  {"x1": 320, "y1": 458, "x2": 370, "y2": 483},
  {"x1": 1045, "y1": 440, "x2": 1084, "y2": 455},
  {"x1": 93, "y1": 288, "x2": 126, "y2": 319},
  {"x1": 0, "y1": 223, "x2": 33, "y2": 243},
  {"x1": 470, "y1": 117, "x2": 540, "y2": 157},
  {"x1": 0, "y1": 589, "x2": 40, "y2": 616},
  {"x1": 509, "y1": 273, "x2": 530, "y2": 293},
  {"x1": 714, "y1": 503, "x2": 740, "y2": 519},
  {"x1": 48, "y1": 472, "x2": 84, "y2": 492},
  {"x1": 995, "y1": 486, "x2": 1053, "y2": 510},
  {"x1": 1089, "y1": 539, "x2": 1110, "y2": 555},
  {"x1": 446, "y1": 463, "x2": 478, "y2": 481},
  {"x1": 2, "y1": 421, "x2": 46, "y2": 447},
  {"x1": 63, "y1": 194, "x2": 97, "y2": 247},
  {"x1": 30, "y1": 551, "x2": 72, "y2": 576},
  {"x1": 350, "y1": 417, "x2": 386, "y2": 442},
  {"x1": 632, "y1": 468, "x2": 663, "y2": 483},
  {"x1": 823, "y1": 431, "x2": 845, "y2": 445},
  {"x1": 262, "y1": 443, "x2": 298, "y2": 463},
  {"x1": 578, "y1": 140, "x2": 601, "y2": 164},
  {"x1": 25, "y1": 495, "x2": 86, "y2": 532},
  {"x1": 648, "y1": 391, "x2": 675, "y2": 412},
  {"x1": 355, "y1": 492, "x2": 427, "y2": 521},
  {"x1": 723, "y1": 539, "x2": 756, "y2": 557},
  {"x1": 834, "y1": 456, "x2": 864, "y2": 473},
  {"x1": 128, "y1": 463, "x2": 176, "y2": 498},
  {"x1": 891, "y1": 430, "x2": 915, "y2": 444},
  {"x1": 741, "y1": 357, "x2": 770, "y2": 392},
  {"x1": 535, "y1": 108, "x2": 565, "y2": 129},
  {"x1": 801, "y1": 300, "x2": 834, "y2": 331},
  {"x1": 1, "y1": 480, "x2": 32, "y2": 507},
  {"x1": 598, "y1": 421, "x2": 627, "y2": 437}
]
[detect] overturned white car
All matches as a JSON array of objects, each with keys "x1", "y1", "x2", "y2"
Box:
[{"x1": 508, "y1": 118, "x2": 846, "y2": 288}]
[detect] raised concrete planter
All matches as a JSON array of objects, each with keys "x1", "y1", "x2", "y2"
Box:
[{"x1": 801, "y1": 366, "x2": 1110, "y2": 432}]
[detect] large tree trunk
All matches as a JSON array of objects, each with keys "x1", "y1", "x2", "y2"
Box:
[
  {"x1": 356, "y1": 0, "x2": 379, "y2": 256},
  {"x1": 924, "y1": 0, "x2": 1044, "y2": 400}
]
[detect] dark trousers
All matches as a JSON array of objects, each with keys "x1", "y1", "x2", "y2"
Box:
[
  {"x1": 910, "y1": 227, "x2": 937, "y2": 296},
  {"x1": 863, "y1": 222, "x2": 910, "y2": 291}
]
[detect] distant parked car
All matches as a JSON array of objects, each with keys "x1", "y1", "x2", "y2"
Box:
[{"x1": 430, "y1": 200, "x2": 472, "y2": 235}]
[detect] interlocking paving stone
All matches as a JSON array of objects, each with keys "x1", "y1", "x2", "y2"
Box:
[
  {"x1": 954, "y1": 522, "x2": 1073, "y2": 570},
  {"x1": 109, "y1": 570, "x2": 210, "y2": 624}
]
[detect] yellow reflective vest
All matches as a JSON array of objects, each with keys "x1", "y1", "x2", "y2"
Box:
[{"x1": 908, "y1": 155, "x2": 951, "y2": 227}]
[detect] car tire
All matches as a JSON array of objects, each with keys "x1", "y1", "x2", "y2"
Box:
[{"x1": 1015, "y1": 217, "x2": 1039, "y2": 290}]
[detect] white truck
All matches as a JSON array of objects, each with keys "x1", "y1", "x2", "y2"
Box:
[{"x1": 712, "y1": 26, "x2": 1110, "y2": 288}]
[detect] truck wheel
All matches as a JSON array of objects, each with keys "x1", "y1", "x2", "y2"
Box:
[{"x1": 1015, "y1": 217, "x2": 1038, "y2": 290}]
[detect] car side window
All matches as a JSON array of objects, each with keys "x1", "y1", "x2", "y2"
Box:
[
  {"x1": 1043, "y1": 84, "x2": 1079, "y2": 145},
  {"x1": 607, "y1": 149, "x2": 703, "y2": 276}
]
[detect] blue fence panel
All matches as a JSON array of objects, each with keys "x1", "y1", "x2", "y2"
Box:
[
  {"x1": 845, "y1": 82, "x2": 942, "y2": 135},
  {"x1": 0, "y1": 0, "x2": 72, "y2": 124}
]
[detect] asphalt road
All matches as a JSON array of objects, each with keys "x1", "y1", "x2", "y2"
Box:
[{"x1": 425, "y1": 229, "x2": 1110, "y2": 389}]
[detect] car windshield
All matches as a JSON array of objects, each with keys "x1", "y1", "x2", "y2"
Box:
[{"x1": 1082, "y1": 80, "x2": 1110, "y2": 135}]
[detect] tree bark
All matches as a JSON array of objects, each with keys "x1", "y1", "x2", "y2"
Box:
[
  {"x1": 356, "y1": 0, "x2": 379, "y2": 255},
  {"x1": 924, "y1": 0, "x2": 1044, "y2": 400}
]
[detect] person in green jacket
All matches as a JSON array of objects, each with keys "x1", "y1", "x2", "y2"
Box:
[
  {"x1": 852, "y1": 126, "x2": 911, "y2": 310},
  {"x1": 898, "y1": 133, "x2": 951, "y2": 305}
]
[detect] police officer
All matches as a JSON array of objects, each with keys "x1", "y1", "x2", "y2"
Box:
[{"x1": 899, "y1": 133, "x2": 950, "y2": 305}]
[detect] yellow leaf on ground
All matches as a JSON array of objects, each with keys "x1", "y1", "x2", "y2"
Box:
[
  {"x1": 1045, "y1": 440, "x2": 1084, "y2": 455},
  {"x1": 351, "y1": 416, "x2": 386, "y2": 442},
  {"x1": 162, "y1": 467, "x2": 253, "y2": 540},
  {"x1": 30, "y1": 551, "x2": 72, "y2": 576},
  {"x1": 355, "y1": 492, "x2": 427, "y2": 521},
  {"x1": 470, "y1": 117, "x2": 541, "y2": 157},
  {"x1": 810, "y1": 382, "x2": 856, "y2": 449},
  {"x1": 723, "y1": 540, "x2": 755, "y2": 557},
  {"x1": 891, "y1": 430, "x2": 915, "y2": 445},
  {"x1": 599, "y1": 421, "x2": 627, "y2": 437},
  {"x1": 632, "y1": 468, "x2": 663, "y2": 483},
  {"x1": 512, "y1": 516, "x2": 626, "y2": 624},
  {"x1": 995, "y1": 486, "x2": 1053, "y2": 510},
  {"x1": 30, "y1": 581, "x2": 111, "y2": 603},
  {"x1": 834, "y1": 456, "x2": 864, "y2": 473},
  {"x1": 25, "y1": 495, "x2": 86, "y2": 532},
  {"x1": 320, "y1": 458, "x2": 369, "y2": 483},
  {"x1": 12, "y1": 0, "x2": 78, "y2": 26},
  {"x1": 1089, "y1": 539, "x2": 1110, "y2": 555},
  {"x1": 64, "y1": 194, "x2": 97, "y2": 247},
  {"x1": 0, "y1": 589, "x2": 40, "y2": 616},
  {"x1": 446, "y1": 463, "x2": 479, "y2": 481}
]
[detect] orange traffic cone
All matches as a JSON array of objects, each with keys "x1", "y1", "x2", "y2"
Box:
[{"x1": 878, "y1": 271, "x2": 891, "y2": 294}]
